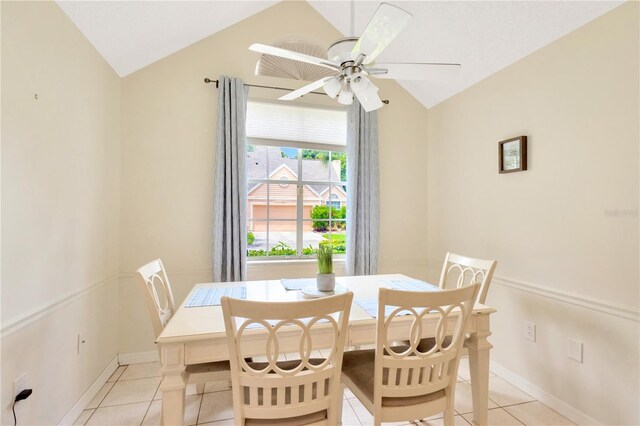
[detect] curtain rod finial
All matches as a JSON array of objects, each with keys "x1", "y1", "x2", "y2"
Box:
[{"x1": 204, "y1": 78, "x2": 219, "y2": 88}]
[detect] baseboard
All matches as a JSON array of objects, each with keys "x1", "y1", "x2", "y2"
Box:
[
  {"x1": 57, "y1": 356, "x2": 119, "y2": 425},
  {"x1": 490, "y1": 361, "x2": 601, "y2": 426},
  {"x1": 118, "y1": 350, "x2": 159, "y2": 365}
]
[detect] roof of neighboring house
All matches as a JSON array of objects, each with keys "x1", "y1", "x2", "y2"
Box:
[{"x1": 247, "y1": 145, "x2": 342, "y2": 194}]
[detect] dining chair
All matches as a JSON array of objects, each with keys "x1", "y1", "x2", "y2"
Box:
[
  {"x1": 415, "y1": 253, "x2": 497, "y2": 367},
  {"x1": 221, "y1": 292, "x2": 353, "y2": 426},
  {"x1": 438, "y1": 252, "x2": 497, "y2": 304},
  {"x1": 341, "y1": 284, "x2": 480, "y2": 426},
  {"x1": 136, "y1": 259, "x2": 231, "y2": 394}
]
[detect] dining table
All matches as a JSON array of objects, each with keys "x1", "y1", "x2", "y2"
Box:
[{"x1": 156, "y1": 273, "x2": 496, "y2": 426}]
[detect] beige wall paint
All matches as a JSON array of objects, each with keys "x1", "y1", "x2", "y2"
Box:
[
  {"x1": 425, "y1": 3, "x2": 639, "y2": 424},
  {"x1": 119, "y1": 0, "x2": 430, "y2": 354},
  {"x1": 1, "y1": 1, "x2": 121, "y2": 424}
]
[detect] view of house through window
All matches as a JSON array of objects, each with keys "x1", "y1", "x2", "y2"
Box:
[{"x1": 246, "y1": 144, "x2": 347, "y2": 258}]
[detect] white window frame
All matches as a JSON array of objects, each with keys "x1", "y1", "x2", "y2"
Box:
[
  {"x1": 325, "y1": 193, "x2": 342, "y2": 209},
  {"x1": 247, "y1": 138, "x2": 347, "y2": 261}
]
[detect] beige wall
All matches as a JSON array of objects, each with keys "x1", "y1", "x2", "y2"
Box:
[
  {"x1": 118, "y1": 0, "x2": 430, "y2": 354},
  {"x1": 425, "y1": 3, "x2": 639, "y2": 424},
  {"x1": 1, "y1": 1, "x2": 121, "y2": 424}
]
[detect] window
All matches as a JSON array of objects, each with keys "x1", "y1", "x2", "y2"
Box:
[
  {"x1": 325, "y1": 194, "x2": 341, "y2": 209},
  {"x1": 245, "y1": 101, "x2": 347, "y2": 259}
]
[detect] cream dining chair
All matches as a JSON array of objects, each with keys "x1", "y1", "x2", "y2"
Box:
[
  {"x1": 221, "y1": 292, "x2": 353, "y2": 426},
  {"x1": 136, "y1": 259, "x2": 231, "y2": 394},
  {"x1": 416, "y1": 253, "x2": 496, "y2": 353},
  {"x1": 341, "y1": 284, "x2": 480, "y2": 426},
  {"x1": 438, "y1": 252, "x2": 497, "y2": 304}
]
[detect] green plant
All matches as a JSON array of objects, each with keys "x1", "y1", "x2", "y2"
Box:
[
  {"x1": 247, "y1": 231, "x2": 255, "y2": 245},
  {"x1": 310, "y1": 205, "x2": 329, "y2": 231},
  {"x1": 247, "y1": 241, "x2": 297, "y2": 257},
  {"x1": 317, "y1": 243, "x2": 333, "y2": 274},
  {"x1": 302, "y1": 245, "x2": 317, "y2": 255},
  {"x1": 268, "y1": 241, "x2": 297, "y2": 256}
]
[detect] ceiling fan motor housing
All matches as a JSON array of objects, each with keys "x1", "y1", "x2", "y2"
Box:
[{"x1": 328, "y1": 37, "x2": 359, "y2": 65}]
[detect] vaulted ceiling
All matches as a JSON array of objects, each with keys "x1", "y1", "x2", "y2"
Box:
[{"x1": 56, "y1": 0, "x2": 622, "y2": 108}]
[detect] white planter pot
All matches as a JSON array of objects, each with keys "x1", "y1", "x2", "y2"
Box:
[{"x1": 316, "y1": 273, "x2": 336, "y2": 292}]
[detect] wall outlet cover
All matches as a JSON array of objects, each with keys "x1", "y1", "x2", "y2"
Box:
[
  {"x1": 13, "y1": 373, "x2": 28, "y2": 399},
  {"x1": 524, "y1": 321, "x2": 536, "y2": 342},
  {"x1": 568, "y1": 338, "x2": 583, "y2": 363}
]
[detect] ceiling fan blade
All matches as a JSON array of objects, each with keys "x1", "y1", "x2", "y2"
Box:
[
  {"x1": 351, "y1": 3, "x2": 412, "y2": 65},
  {"x1": 354, "y1": 88, "x2": 384, "y2": 112},
  {"x1": 250, "y1": 43, "x2": 340, "y2": 71},
  {"x1": 368, "y1": 62, "x2": 461, "y2": 80},
  {"x1": 279, "y1": 77, "x2": 334, "y2": 101}
]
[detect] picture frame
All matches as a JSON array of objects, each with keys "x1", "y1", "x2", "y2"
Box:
[{"x1": 499, "y1": 136, "x2": 527, "y2": 173}]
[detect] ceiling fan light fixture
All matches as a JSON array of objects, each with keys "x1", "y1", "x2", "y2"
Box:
[
  {"x1": 350, "y1": 75, "x2": 369, "y2": 94},
  {"x1": 323, "y1": 77, "x2": 342, "y2": 99},
  {"x1": 338, "y1": 90, "x2": 354, "y2": 105}
]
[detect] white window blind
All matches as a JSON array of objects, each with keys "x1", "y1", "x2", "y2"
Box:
[{"x1": 246, "y1": 100, "x2": 346, "y2": 146}]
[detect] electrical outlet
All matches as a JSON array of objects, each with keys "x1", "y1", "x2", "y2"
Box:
[
  {"x1": 77, "y1": 333, "x2": 86, "y2": 355},
  {"x1": 524, "y1": 321, "x2": 536, "y2": 342},
  {"x1": 13, "y1": 374, "x2": 28, "y2": 399},
  {"x1": 568, "y1": 338, "x2": 583, "y2": 363}
]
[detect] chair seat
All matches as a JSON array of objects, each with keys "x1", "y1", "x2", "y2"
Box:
[
  {"x1": 416, "y1": 336, "x2": 452, "y2": 352},
  {"x1": 187, "y1": 360, "x2": 231, "y2": 374},
  {"x1": 186, "y1": 360, "x2": 231, "y2": 383},
  {"x1": 247, "y1": 358, "x2": 325, "y2": 372},
  {"x1": 342, "y1": 349, "x2": 445, "y2": 407}
]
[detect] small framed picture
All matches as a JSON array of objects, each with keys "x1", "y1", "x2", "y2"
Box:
[{"x1": 499, "y1": 136, "x2": 527, "y2": 173}]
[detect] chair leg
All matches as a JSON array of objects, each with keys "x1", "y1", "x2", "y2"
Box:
[
  {"x1": 332, "y1": 383, "x2": 345, "y2": 425},
  {"x1": 195, "y1": 383, "x2": 205, "y2": 395},
  {"x1": 373, "y1": 413, "x2": 382, "y2": 426},
  {"x1": 443, "y1": 406, "x2": 455, "y2": 426}
]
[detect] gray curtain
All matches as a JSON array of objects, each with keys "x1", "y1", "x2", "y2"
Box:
[
  {"x1": 212, "y1": 76, "x2": 248, "y2": 282},
  {"x1": 346, "y1": 99, "x2": 380, "y2": 275}
]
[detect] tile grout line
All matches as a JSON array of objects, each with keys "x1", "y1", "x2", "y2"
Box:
[
  {"x1": 82, "y1": 408, "x2": 96, "y2": 426},
  {"x1": 88, "y1": 365, "x2": 127, "y2": 414},
  {"x1": 501, "y1": 407, "x2": 528, "y2": 426},
  {"x1": 194, "y1": 392, "x2": 204, "y2": 426},
  {"x1": 139, "y1": 378, "x2": 162, "y2": 426}
]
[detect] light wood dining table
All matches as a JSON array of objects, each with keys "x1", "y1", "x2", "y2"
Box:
[{"x1": 156, "y1": 274, "x2": 496, "y2": 426}]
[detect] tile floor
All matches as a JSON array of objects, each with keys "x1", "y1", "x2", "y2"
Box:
[{"x1": 74, "y1": 358, "x2": 575, "y2": 426}]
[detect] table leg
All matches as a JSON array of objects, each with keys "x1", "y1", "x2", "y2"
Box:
[
  {"x1": 465, "y1": 314, "x2": 492, "y2": 426},
  {"x1": 160, "y1": 343, "x2": 187, "y2": 426}
]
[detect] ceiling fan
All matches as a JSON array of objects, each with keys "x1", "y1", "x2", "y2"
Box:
[{"x1": 249, "y1": 2, "x2": 461, "y2": 112}]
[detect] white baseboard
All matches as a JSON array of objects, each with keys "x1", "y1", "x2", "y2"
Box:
[
  {"x1": 118, "y1": 350, "x2": 159, "y2": 365},
  {"x1": 58, "y1": 356, "x2": 118, "y2": 425},
  {"x1": 490, "y1": 361, "x2": 601, "y2": 426}
]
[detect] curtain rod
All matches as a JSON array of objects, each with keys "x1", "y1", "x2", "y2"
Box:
[{"x1": 204, "y1": 78, "x2": 389, "y2": 104}]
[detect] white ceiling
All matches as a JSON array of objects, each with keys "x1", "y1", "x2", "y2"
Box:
[
  {"x1": 56, "y1": 0, "x2": 622, "y2": 108},
  {"x1": 56, "y1": 1, "x2": 278, "y2": 77}
]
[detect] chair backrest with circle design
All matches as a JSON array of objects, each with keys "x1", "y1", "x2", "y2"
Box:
[
  {"x1": 439, "y1": 252, "x2": 497, "y2": 304},
  {"x1": 221, "y1": 292, "x2": 353, "y2": 424},
  {"x1": 135, "y1": 259, "x2": 176, "y2": 339},
  {"x1": 374, "y1": 284, "x2": 479, "y2": 411}
]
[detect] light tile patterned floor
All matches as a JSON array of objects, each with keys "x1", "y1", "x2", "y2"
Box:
[{"x1": 74, "y1": 359, "x2": 575, "y2": 425}]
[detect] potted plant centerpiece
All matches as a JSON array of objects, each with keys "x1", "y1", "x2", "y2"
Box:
[{"x1": 316, "y1": 243, "x2": 335, "y2": 291}]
